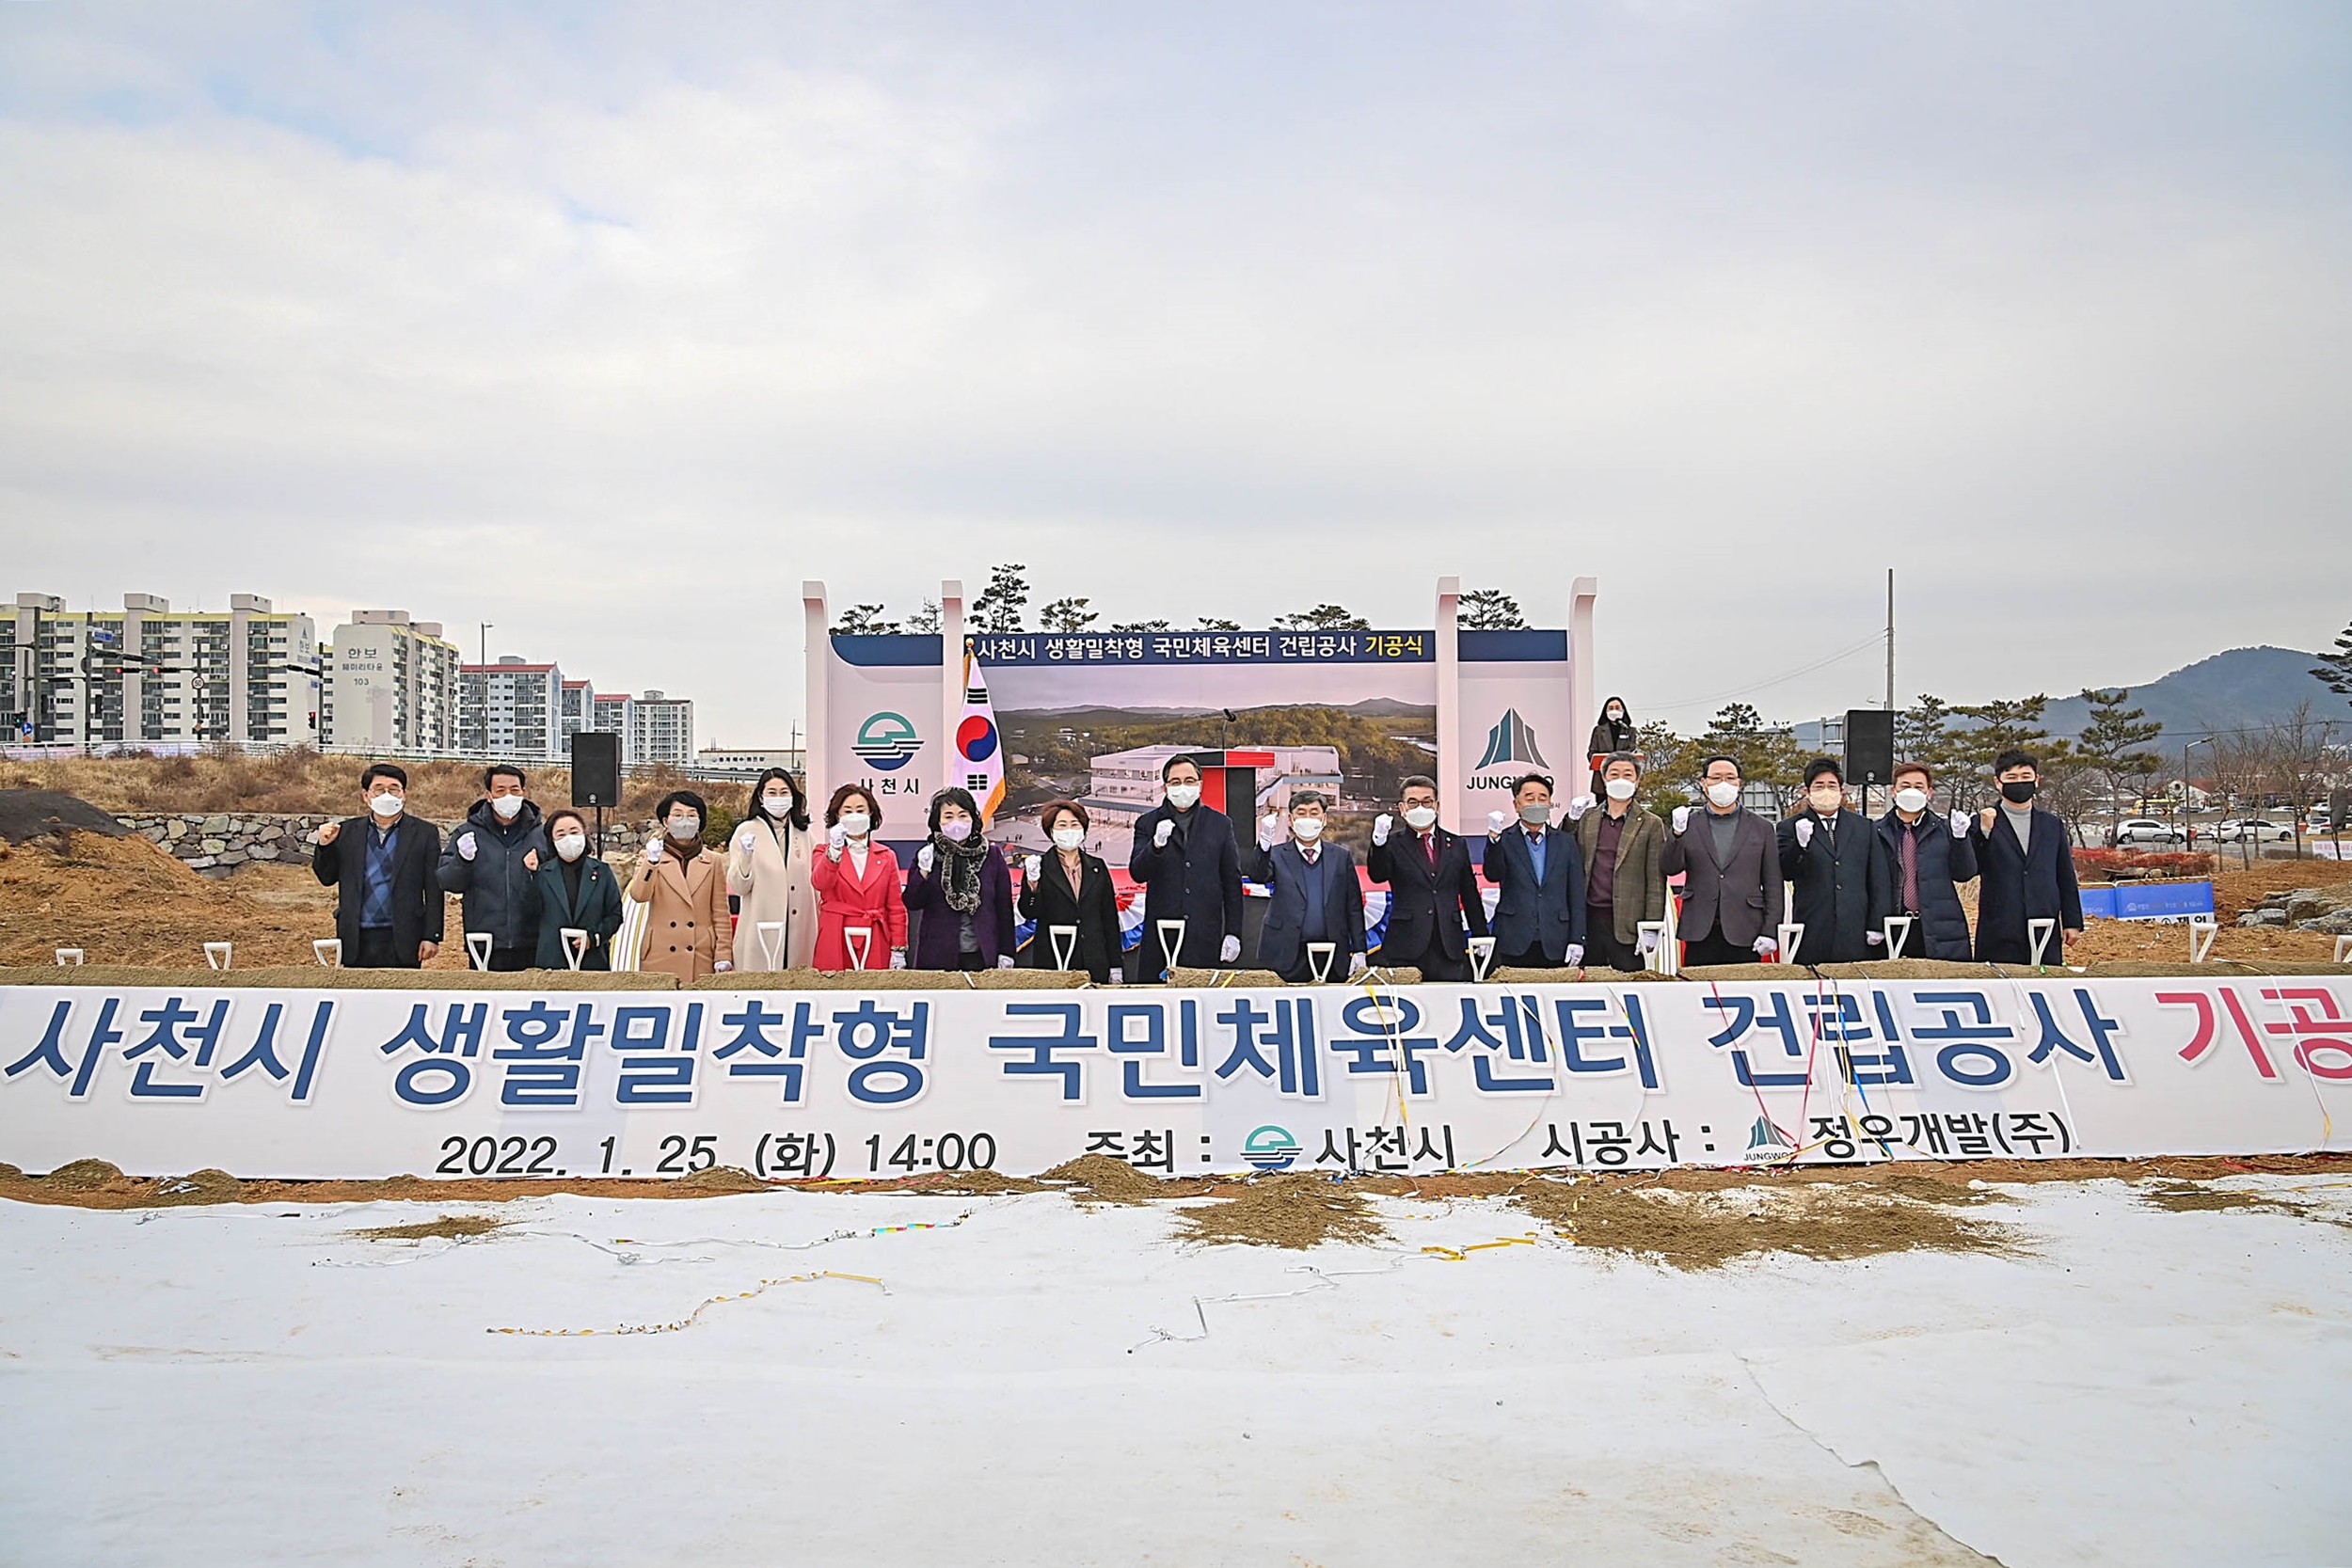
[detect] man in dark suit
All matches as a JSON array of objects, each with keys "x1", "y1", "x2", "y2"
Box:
[
  {"x1": 1127, "y1": 753, "x2": 1244, "y2": 980},
  {"x1": 1662, "y1": 753, "x2": 1785, "y2": 966},
  {"x1": 1481, "y1": 772, "x2": 1586, "y2": 969},
  {"x1": 1777, "y1": 757, "x2": 1892, "y2": 964},
  {"x1": 312, "y1": 762, "x2": 444, "y2": 968},
  {"x1": 1873, "y1": 760, "x2": 1979, "y2": 959},
  {"x1": 1250, "y1": 792, "x2": 1367, "y2": 982},
  {"x1": 1969, "y1": 750, "x2": 2083, "y2": 964},
  {"x1": 1366, "y1": 774, "x2": 1488, "y2": 981}
]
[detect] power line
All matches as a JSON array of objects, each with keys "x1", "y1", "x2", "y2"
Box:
[{"x1": 1641, "y1": 630, "x2": 1888, "y2": 717}]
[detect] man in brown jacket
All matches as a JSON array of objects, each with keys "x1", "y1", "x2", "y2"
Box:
[
  {"x1": 628, "y1": 789, "x2": 736, "y2": 980},
  {"x1": 1568, "y1": 752, "x2": 1669, "y2": 972}
]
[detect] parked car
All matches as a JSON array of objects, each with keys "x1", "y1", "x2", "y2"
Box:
[
  {"x1": 2108, "y1": 818, "x2": 2187, "y2": 847},
  {"x1": 2212, "y1": 818, "x2": 2294, "y2": 844}
]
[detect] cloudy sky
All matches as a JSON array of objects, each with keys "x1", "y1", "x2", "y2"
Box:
[{"x1": 4, "y1": 3, "x2": 2346, "y2": 743}]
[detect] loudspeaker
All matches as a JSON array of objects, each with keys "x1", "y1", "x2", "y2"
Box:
[
  {"x1": 570, "y1": 731, "x2": 622, "y2": 807},
  {"x1": 1845, "y1": 708, "x2": 1896, "y2": 786}
]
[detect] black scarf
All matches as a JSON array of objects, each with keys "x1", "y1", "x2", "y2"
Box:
[{"x1": 937, "y1": 831, "x2": 989, "y2": 913}]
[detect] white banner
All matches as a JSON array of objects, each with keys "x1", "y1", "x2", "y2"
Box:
[{"x1": 3, "y1": 978, "x2": 2348, "y2": 1180}]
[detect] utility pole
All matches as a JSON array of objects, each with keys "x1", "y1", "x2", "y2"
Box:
[
  {"x1": 479, "y1": 623, "x2": 491, "y2": 670},
  {"x1": 1884, "y1": 568, "x2": 1896, "y2": 711}
]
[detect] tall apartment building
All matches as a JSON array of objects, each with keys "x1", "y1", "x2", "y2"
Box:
[
  {"x1": 459, "y1": 656, "x2": 565, "y2": 759},
  {"x1": 629, "y1": 689, "x2": 695, "y2": 767},
  {"x1": 560, "y1": 678, "x2": 596, "y2": 754},
  {"x1": 322, "y1": 610, "x2": 461, "y2": 752},
  {"x1": 2, "y1": 592, "x2": 319, "y2": 746}
]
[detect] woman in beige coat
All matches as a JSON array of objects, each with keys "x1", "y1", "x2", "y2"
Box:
[
  {"x1": 725, "y1": 768, "x2": 818, "y2": 971},
  {"x1": 628, "y1": 789, "x2": 736, "y2": 980}
]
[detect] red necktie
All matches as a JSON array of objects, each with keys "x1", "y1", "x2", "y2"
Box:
[{"x1": 1423, "y1": 832, "x2": 1437, "y2": 870}]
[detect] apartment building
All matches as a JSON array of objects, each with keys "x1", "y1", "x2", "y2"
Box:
[
  {"x1": 2, "y1": 592, "x2": 319, "y2": 746},
  {"x1": 322, "y1": 610, "x2": 461, "y2": 752}
]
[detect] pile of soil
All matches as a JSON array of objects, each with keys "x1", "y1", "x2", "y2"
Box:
[
  {"x1": 1039, "y1": 1152, "x2": 1169, "y2": 1205},
  {"x1": 353, "y1": 1213, "x2": 506, "y2": 1241},
  {"x1": 0, "y1": 790, "x2": 133, "y2": 844},
  {"x1": 1172, "y1": 1173, "x2": 1390, "y2": 1249},
  {"x1": 1511, "y1": 1174, "x2": 2020, "y2": 1270},
  {"x1": 0, "y1": 830, "x2": 336, "y2": 968},
  {"x1": 674, "y1": 1165, "x2": 771, "y2": 1196},
  {"x1": 2135, "y1": 1180, "x2": 2346, "y2": 1226}
]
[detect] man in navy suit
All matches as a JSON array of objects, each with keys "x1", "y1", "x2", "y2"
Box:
[
  {"x1": 1366, "y1": 775, "x2": 1488, "y2": 981},
  {"x1": 1127, "y1": 753, "x2": 1246, "y2": 980},
  {"x1": 1969, "y1": 750, "x2": 2083, "y2": 964},
  {"x1": 1481, "y1": 772, "x2": 1586, "y2": 969},
  {"x1": 1250, "y1": 792, "x2": 1367, "y2": 983}
]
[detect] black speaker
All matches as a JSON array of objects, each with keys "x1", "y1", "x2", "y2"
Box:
[
  {"x1": 571, "y1": 731, "x2": 622, "y2": 807},
  {"x1": 1845, "y1": 708, "x2": 1896, "y2": 786}
]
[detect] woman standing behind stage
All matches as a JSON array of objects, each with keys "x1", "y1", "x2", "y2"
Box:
[
  {"x1": 810, "y1": 784, "x2": 907, "y2": 971},
  {"x1": 903, "y1": 786, "x2": 1017, "y2": 972},
  {"x1": 1017, "y1": 800, "x2": 1122, "y2": 983},
  {"x1": 1587, "y1": 694, "x2": 1638, "y2": 797},
  {"x1": 726, "y1": 768, "x2": 818, "y2": 970}
]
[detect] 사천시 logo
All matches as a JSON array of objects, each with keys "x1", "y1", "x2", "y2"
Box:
[
  {"x1": 1242, "y1": 1124, "x2": 1301, "y2": 1171},
  {"x1": 852, "y1": 711, "x2": 922, "y2": 771},
  {"x1": 1473, "y1": 707, "x2": 1549, "y2": 771}
]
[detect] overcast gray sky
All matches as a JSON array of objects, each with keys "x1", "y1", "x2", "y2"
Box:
[{"x1": 4, "y1": 3, "x2": 2346, "y2": 743}]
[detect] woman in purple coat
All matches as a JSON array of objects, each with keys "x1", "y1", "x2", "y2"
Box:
[{"x1": 903, "y1": 786, "x2": 1018, "y2": 972}]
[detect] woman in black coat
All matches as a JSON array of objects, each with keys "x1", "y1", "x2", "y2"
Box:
[
  {"x1": 1017, "y1": 800, "x2": 1124, "y2": 983},
  {"x1": 521, "y1": 808, "x2": 626, "y2": 969},
  {"x1": 1587, "y1": 696, "x2": 1637, "y2": 795}
]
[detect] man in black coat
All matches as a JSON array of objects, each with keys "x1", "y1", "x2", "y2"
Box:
[
  {"x1": 1776, "y1": 757, "x2": 1892, "y2": 965},
  {"x1": 312, "y1": 762, "x2": 444, "y2": 969},
  {"x1": 1365, "y1": 775, "x2": 1488, "y2": 981},
  {"x1": 1250, "y1": 793, "x2": 1367, "y2": 982},
  {"x1": 1126, "y1": 753, "x2": 1244, "y2": 980},
  {"x1": 1969, "y1": 750, "x2": 2084, "y2": 964},
  {"x1": 1482, "y1": 772, "x2": 1586, "y2": 968},
  {"x1": 1662, "y1": 753, "x2": 1785, "y2": 966},
  {"x1": 1873, "y1": 761, "x2": 1979, "y2": 960},
  {"x1": 438, "y1": 764, "x2": 549, "y2": 971}
]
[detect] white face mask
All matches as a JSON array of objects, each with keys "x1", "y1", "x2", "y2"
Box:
[
  {"x1": 1605, "y1": 776, "x2": 1638, "y2": 801},
  {"x1": 838, "y1": 811, "x2": 871, "y2": 838},
  {"x1": 1291, "y1": 816, "x2": 1324, "y2": 842},
  {"x1": 370, "y1": 792, "x2": 404, "y2": 817},
  {"x1": 1165, "y1": 784, "x2": 1200, "y2": 810},
  {"x1": 1403, "y1": 805, "x2": 1438, "y2": 831},
  {"x1": 553, "y1": 833, "x2": 586, "y2": 862},
  {"x1": 490, "y1": 794, "x2": 524, "y2": 820},
  {"x1": 1051, "y1": 826, "x2": 1086, "y2": 851},
  {"x1": 1705, "y1": 781, "x2": 1741, "y2": 809},
  {"x1": 1606, "y1": 707, "x2": 1624, "y2": 721},
  {"x1": 1895, "y1": 787, "x2": 1930, "y2": 815},
  {"x1": 668, "y1": 816, "x2": 700, "y2": 841},
  {"x1": 1519, "y1": 801, "x2": 1551, "y2": 827},
  {"x1": 941, "y1": 818, "x2": 973, "y2": 842},
  {"x1": 763, "y1": 793, "x2": 793, "y2": 816}
]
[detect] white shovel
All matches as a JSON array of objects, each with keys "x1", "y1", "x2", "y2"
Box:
[
  {"x1": 2188, "y1": 916, "x2": 2218, "y2": 965},
  {"x1": 466, "y1": 931, "x2": 495, "y2": 972},
  {"x1": 203, "y1": 942, "x2": 232, "y2": 971},
  {"x1": 1049, "y1": 924, "x2": 1079, "y2": 973},
  {"x1": 755, "y1": 921, "x2": 787, "y2": 970},
  {"x1": 1467, "y1": 935, "x2": 1497, "y2": 983},
  {"x1": 1306, "y1": 942, "x2": 1337, "y2": 984},
  {"x1": 1157, "y1": 919, "x2": 1187, "y2": 980},
  {"x1": 845, "y1": 925, "x2": 875, "y2": 973},
  {"x1": 561, "y1": 928, "x2": 589, "y2": 971},
  {"x1": 1881, "y1": 916, "x2": 1915, "y2": 961},
  {"x1": 55, "y1": 947, "x2": 84, "y2": 966},
  {"x1": 1777, "y1": 923, "x2": 1805, "y2": 965},
  {"x1": 311, "y1": 939, "x2": 342, "y2": 969},
  {"x1": 1637, "y1": 921, "x2": 1670, "y2": 975},
  {"x1": 2027, "y1": 918, "x2": 2058, "y2": 969}
]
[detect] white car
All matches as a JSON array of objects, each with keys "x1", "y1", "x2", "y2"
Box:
[
  {"x1": 2110, "y1": 818, "x2": 2185, "y2": 847},
  {"x1": 2211, "y1": 818, "x2": 2294, "y2": 844}
]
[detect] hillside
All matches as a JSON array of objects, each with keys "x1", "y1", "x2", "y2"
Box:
[{"x1": 2039, "y1": 646, "x2": 2343, "y2": 743}]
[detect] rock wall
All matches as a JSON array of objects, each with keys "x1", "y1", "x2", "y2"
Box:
[{"x1": 114, "y1": 813, "x2": 660, "y2": 876}]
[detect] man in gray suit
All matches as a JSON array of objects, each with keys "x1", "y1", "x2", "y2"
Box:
[{"x1": 1661, "y1": 753, "x2": 1785, "y2": 967}]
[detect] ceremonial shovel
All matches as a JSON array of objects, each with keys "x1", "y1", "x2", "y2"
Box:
[
  {"x1": 1049, "y1": 925, "x2": 1079, "y2": 973},
  {"x1": 203, "y1": 942, "x2": 232, "y2": 971},
  {"x1": 312, "y1": 939, "x2": 342, "y2": 969},
  {"x1": 1156, "y1": 920, "x2": 1186, "y2": 980},
  {"x1": 1307, "y1": 942, "x2": 1337, "y2": 984},
  {"x1": 1467, "y1": 935, "x2": 1497, "y2": 982}
]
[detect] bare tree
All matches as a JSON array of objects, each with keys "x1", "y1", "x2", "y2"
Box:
[{"x1": 2260, "y1": 700, "x2": 2347, "y2": 858}]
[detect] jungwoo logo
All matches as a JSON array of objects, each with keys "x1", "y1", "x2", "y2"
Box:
[
  {"x1": 1473, "y1": 707, "x2": 1548, "y2": 772},
  {"x1": 1242, "y1": 1124, "x2": 1301, "y2": 1172},
  {"x1": 852, "y1": 711, "x2": 922, "y2": 771}
]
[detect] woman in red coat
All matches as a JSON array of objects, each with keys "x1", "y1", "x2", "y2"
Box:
[{"x1": 808, "y1": 784, "x2": 909, "y2": 971}]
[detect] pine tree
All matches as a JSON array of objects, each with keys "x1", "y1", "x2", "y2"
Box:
[
  {"x1": 971, "y1": 564, "x2": 1030, "y2": 633},
  {"x1": 2313, "y1": 617, "x2": 2352, "y2": 708},
  {"x1": 902, "y1": 599, "x2": 942, "y2": 634},
  {"x1": 1701, "y1": 703, "x2": 1804, "y2": 806},
  {"x1": 1273, "y1": 605, "x2": 1372, "y2": 630},
  {"x1": 831, "y1": 604, "x2": 899, "y2": 635},
  {"x1": 1039, "y1": 596, "x2": 1098, "y2": 633},
  {"x1": 1458, "y1": 589, "x2": 1526, "y2": 629},
  {"x1": 2074, "y1": 687, "x2": 2166, "y2": 827}
]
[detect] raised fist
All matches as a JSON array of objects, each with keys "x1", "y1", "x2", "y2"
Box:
[
  {"x1": 1486, "y1": 810, "x2": 1507, "y2": 835},
  {"x1": 1025, "y1": 854, "x2": 1041, "y2": 879},
  {"x1": 1671, "y1": 806, "x2": 1691, "y2": 834},
  {"x1": 1794, "y1": 818, "x2": 1814, "y2": 848},
  {"x1": 523, "y1": 849, "x2": 539, "y2": 873},
  {"x1": 1951, "y1": 812, "x2": 1970, "y2": 839},
  {"x1": 1153, "y1": 819, "x2": 1174, "y2": 848},
  {"x1": 1372, "y1": 814, "x2": 1392, "y2": 846},
  {"x1": 315, "y1": 821, "x2": 341, "y2": 847},
  {"x1": 738, "y1": 826, "x2": 761, "y2": 854},
  {"x1": 1258, "y1": 813, "x2": 1281, "y2": 849},
  {"x1": 1566, "y1": 794, "x2": 1596, "y2": 821},
  {"x1": 456, "y1": 832, "x2": 477, "y2": 862},
  {"x1": 916, "y1": 844, "x2": 936, "y2": 875},
  {"x1": 643, "y1": 837, "x2": 664, "y2": 864},
  {"x1": 827, "y1": 824, "x2": 848, "y2": 855}
]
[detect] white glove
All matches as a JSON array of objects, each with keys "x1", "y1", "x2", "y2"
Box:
[
  {"x1": 1566, "y1": 794, "x2": 1596, "y2": 822},
  {"x1": 1372, "y1": 814, "x2": 1392, "y2": 847},
  {"x1": 1638, "y1": 929, "x2": 1660, "y2": 956},
  {"x1": 1753, "y1": 936, "x2": 1777, "y2": 958},
  {"x1": 643, "y1": 837, "x2": 664, "y2": 864},
  {"x1": 1564, "y1": 943, "x2": 1584, "y2": 967},
  {"x1": 1794, "y1": 818, "x2": 1814, "y2": 847},
  {"x1": 916, "y1": 844, "x2": 935, "y2": 875},
  {"x1": 1950, "y1": 812, "x2": 1970, "y2": 840},
  {"x1": 1866, "y1": 931, "x2": 1883, "y2": 946},
  {"x1": 713, "y1": 960, "x2": 733, "y2": 973},
  {"x1": 827, "y1": 824, "x2": 848, "y2": 858},
  {"x1": 456, "y1": 832, "x2": 477, "y2": 862},
  {"x1": 1219, "y1": 934, "x2": 1242, "y2": 963},
  {"x1": 1153, "y1": 819, "x2": 1174, "y2": 848},
  {"x1": 1348, "y1": 952, "x2": 1367, "y2": 979},
  {"x1": 998, "y1": 956, "x2": 1016, "y2": 969},
  {"x1": 888, "y1": 949, "x2": 906, "y2": 970},
  {"x1": 1025, "y1": 854, "x2": 1041, "y2": 879},
  {"x1": 1486, "y1": 810, "x2": 1507, "y2": 836},
  {"x1": 1671, "y1": 806, "x2": 1691, "y2": 834},
  {"x1": 737, "y1": 826, "x2": 760, "y2": 854},
  {"x1": 1258, "y1": 813, "x2": 1281, "y2": 850}
]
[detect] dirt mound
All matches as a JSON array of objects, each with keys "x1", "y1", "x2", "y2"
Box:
[
  {"x1": 675, "y1": 1165, "x2": 771, "y2": 1195},
  {"x1": 1173, "y1": 1174, "x2": 1390, "y2": 1249},
  {"x1": 914, "y1": 1168, "x2": 1054, "y2": 1196},
  {"x1": 0, "y1": 790, "x2": 132, "y2": 845},
  {"x1": 0, "y1": 831, "x2": 338, "y2": 968},
  {"x1": 1041, "y1": 1152, "x2": 1168, "y2": 1205},
  {"x1": 353, "y1": 1213, "x2": 507, "y2": 1241},
  {"x1": 2135, "y1": 1180, "x2": 2345, "y2": 1226},
  {"x1": 144, "y1": 1168, "x2": 247, "y2": 1206},
  {"x1": 1512, "y1": 1177, "x2": 2020, "y2": 1270},
  {"x1": 42, "y1": 1158, "x2": 128, "y2": 1192}
]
